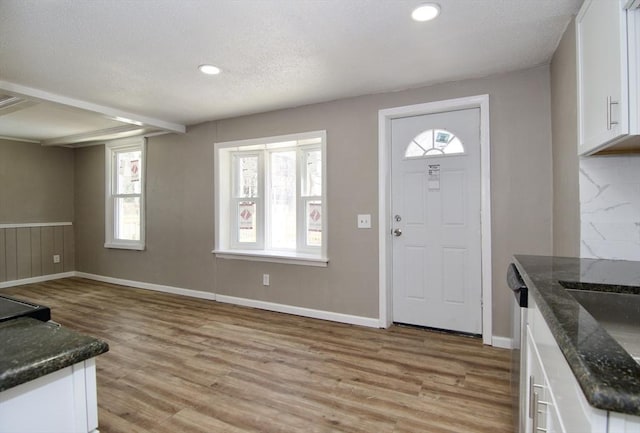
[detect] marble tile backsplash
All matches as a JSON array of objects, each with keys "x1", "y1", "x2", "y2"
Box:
[{"x1": 580, "y1": 155, "x2": 640, "y2": 260}]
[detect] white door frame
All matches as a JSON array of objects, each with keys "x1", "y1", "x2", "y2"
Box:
[{"x1": 378, "y1": 94, "x2": 492, "y2": 345}]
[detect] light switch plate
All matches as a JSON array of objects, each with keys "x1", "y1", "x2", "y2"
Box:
[{"x1": 357, "y1": 214, "x2": 371, "y2": 229}]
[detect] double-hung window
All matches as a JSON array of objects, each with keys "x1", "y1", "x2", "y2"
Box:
[
  {"x1": 105, "y1": 137, "x2": 146, "y2": 250},
  {"x1": 214, "y1": 131, "x2": 327, "y2": 266}
]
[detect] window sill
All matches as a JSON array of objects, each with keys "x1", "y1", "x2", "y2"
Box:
[
  {"x1": 104, "y1": 242, "x2": 145, "y2": 251},
  {"x1": 212, "y1": 249, "x2": 328, "y2": 267}
]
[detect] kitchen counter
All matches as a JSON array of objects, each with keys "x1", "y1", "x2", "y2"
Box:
[
  {"x1": 0, "y1": 317, "x2": 109, "y2": 392},
  {"x1": 513, "y1": 255, "x2": 640, "y2": 416}
]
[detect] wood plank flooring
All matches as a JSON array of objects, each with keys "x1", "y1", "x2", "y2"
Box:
[{"x1": 3, "y1": 278, "x2": 513, "y2": 432}]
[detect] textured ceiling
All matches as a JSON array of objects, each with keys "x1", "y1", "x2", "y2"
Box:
[{"x1": 0, "y1": 0, "x2": 582, "y2": 141}]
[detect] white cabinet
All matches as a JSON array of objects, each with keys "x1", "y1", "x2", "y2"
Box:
[
  {"x1": 524, "y1": 294, "x2": 640, "y2": 433},
  {"x1": 526, "y1": 324, "x2": 567, "y2": 433},
  {"x1": 0, "y1": 359, "x2": 99, "y2": 433},
  {"x1": 526, "y1": 295, "x2": 608, "y2": 433},
  {"x1": 610, "y1": 413, "x2": 640, "y2": 433},
  {"x1": 576, "y1": 0, "x2": 640, "y2": 155}
]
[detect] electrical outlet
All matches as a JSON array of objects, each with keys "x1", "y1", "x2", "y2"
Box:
[
  {"x1": 263, "y1": 274, "x2": 270, "y2": 286},
  {"x1": 53, "y1": 254, "x2": 61, "y2": 264},
  {"x1": 357, "y1": 214, "x2": 371, "y2": 229}
]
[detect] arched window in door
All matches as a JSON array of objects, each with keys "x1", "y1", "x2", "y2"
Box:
[{"x1": 404, "y1": 129, "x2": 465, "y2": 158}]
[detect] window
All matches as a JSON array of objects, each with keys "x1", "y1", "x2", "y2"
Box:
[
  {"x1": 105, "y1": 137, "x2": 146, "y2": 250},
  {"x1": 405, "y1": 128, "x2": 465, "y2": 158},
  {"x1": 214, "y1": 131, "x2": 327, "y2": 266}
]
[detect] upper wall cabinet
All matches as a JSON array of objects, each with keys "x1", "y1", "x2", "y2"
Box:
[{"x1": 576, "y1": 0, "x2": 640, "y2": 155}]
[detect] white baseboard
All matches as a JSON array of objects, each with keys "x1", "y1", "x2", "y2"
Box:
[
  {"x1": 0, "y1": 270, "x2": 509, "y2": 342},
  {"x1": 0, "y1": 272, "x2": 76, "y2": 289},
  {"x1": 215, "y1": 294, "x2": 381, "y2": 328},
  {"x1": 74, "y1": 272, "x2": 217, "y2": 301},
  {"x1": 75, "y1": 273, "x2": 379, "y2": 328},
  {"x1": 491, "y1": 335, "x2": 513, "y2": 349}
]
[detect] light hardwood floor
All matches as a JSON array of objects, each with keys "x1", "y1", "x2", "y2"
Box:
[{"x1": 3, "y1": 278, "x2": 513, "y2": 432}]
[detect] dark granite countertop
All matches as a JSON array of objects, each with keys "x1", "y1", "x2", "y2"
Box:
[
  {"x1": 513, "y1": 255, "x2": 640, "y2": 416},
  {"x1": 0, "y1": 317, "x2": 109, "y2": 392}
]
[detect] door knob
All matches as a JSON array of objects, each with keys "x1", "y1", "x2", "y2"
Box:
[{"x1": 392, "y1": 228, "x2": 402, "y2": 237}]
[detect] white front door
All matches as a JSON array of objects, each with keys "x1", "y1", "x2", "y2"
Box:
[{"x1": 391, "y1": 108, "x2": 482, "y2": 334}]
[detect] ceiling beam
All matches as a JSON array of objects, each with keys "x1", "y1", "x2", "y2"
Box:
[
  {"x1": 0, "y1": 135, "x2": 40, "y2": 144},
  {"x1": 0, "y1": 80, "x2": 186, "y2": 134},
  {"x1": 41, "y1": 124, "x2": 148, "y2": 146},
  {"x1": 0, "y1": 95, "x2": 37, "y2": 117}
]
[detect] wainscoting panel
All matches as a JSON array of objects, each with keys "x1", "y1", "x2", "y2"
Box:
[
  {"x1": 63, "y1": 225, "x2": 74, "y2": 273},
  {"x1": 5, "y1": 228, "x2": 17, "y2": 281},
  {"x1": 0, "y1": 223, "x2": 74, "y2": 283},
  {"x1": 16, "y1": 228, "x2": 31, "y2": 279},
  {"x1": 41, "y1": 226, "x2": 54, "y2": 276},
  {"x1": 30, "y1": 227, "x2": 41, "y2": 277}
]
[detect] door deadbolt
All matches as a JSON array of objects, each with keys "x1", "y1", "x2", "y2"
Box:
[{"x1": 394, "y1": 215, "x2": 402, "y2": 222}]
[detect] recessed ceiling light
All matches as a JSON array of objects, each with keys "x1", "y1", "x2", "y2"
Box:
[
  {"x1": 198, "y1": 64, "x2": 221, "y2": 75},
  {"x1": 411, "y1": 3, "x2": 440, "y2": 22}
]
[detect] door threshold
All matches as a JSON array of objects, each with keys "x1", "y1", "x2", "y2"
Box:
[{"x1": 393, "y1": 322, "x2": 481, "y2": 339}]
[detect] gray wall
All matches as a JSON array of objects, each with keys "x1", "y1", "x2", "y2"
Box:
[
  {"x1": 74, "y1": 134, "x2": 217, "y2": 290},
  {"x1": 0, "y1": 139, "x2": 75, "y2": 282},
  {"x1": 550, "y1": 19, "x2": 581, "y2": 257},
  {"x1": 0, "y1": 139, "x2": 74, "y2": 223},
  {"x1": 74, "y1": 65, "x2": 554, "y2": 338}
]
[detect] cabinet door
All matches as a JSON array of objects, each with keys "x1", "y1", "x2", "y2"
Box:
[
  {"x1": 0, "y1": 360, "x2": 98, "y2": 433},
  {"x1": 527, "y1": 328, "x2": 550, "y2": 433},
  {"x1": 608, "y1": 412, "x2": 640, "y2": 433},
  {"x1": 528, "y1": 300, "x2": 608, "y2": 433},
  {"x1": 577, "y1": 0, "x2": 630, "y2": 154}
]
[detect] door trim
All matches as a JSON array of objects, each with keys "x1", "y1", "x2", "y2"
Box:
[{"x1": 378, "y1": 95, "x2": 492, "y2": 345}]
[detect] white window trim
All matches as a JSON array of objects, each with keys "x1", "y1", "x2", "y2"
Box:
[
  {"x1": 214, "y1": 131, "x2": 328, "y2": 266},
  {"x1": 104, "y1": 137, "x2": 146, "y2": 250},
  {"x1": 211, "y1": 249, "x2": 328, "y2": 267}
]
